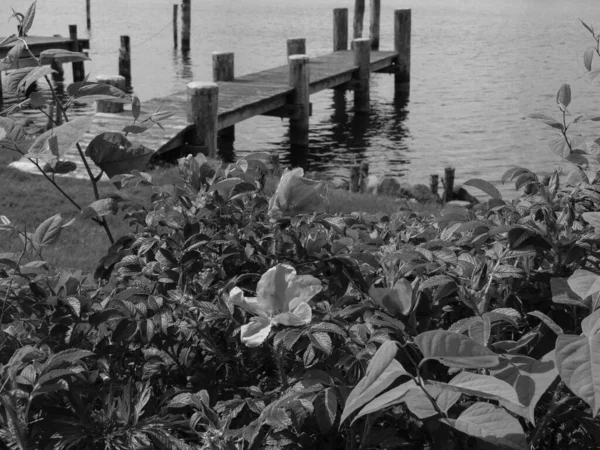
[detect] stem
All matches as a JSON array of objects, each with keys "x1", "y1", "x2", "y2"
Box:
[{"x1": 0, "y1": 247, "x2": 26, "y2": 326}]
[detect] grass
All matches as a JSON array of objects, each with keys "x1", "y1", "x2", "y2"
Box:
[{"x1": 0, "y1": 150, "x2": 438, "y2": 274}]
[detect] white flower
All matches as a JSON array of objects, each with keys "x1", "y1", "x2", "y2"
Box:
[{"x1": 268, "y1": 168, "x2": 327, "y2": 221}]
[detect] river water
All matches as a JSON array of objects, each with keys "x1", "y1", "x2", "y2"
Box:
[{"x1": 2, "y1": 0, "x2": 600, "y2": 198}]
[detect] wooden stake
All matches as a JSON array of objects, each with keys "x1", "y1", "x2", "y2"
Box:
[
  {"x1": 430, "y1": 174, "x2": 439, "y2": 195},
  {"x1": 118, "y1": 35, "x2": 131, "y2": 88},
  {"x1": 333, "y1": 8, "x2": 348, "y2": 51},
  {"x1": 287, "y1": 38, "x2": 306, "y2": 58},
  {"x1": 187, "y1": 82, "x2": 219, "y2": 158},
  {"x1": 212, "y1": 52, "x2": 235, "y2": 148},
  {"x1": 173, "y1": 4, "x2": 178, "y2": 48},
  {"x1": 86, "y1": 0, "x2": 91, "y2": 29},
  {"x1": 394, "y1": 9, "x2": 411, "y2": 90},
  {"x1": 181, "y1": 0, "x2": 191, "y2": 51},
  {"x1": 95, "y1": 75, "x2": 126, "y2": 113},
  {"x1": 359, "y1": 161, "x2": 369, "y2": 193},
  {"x1": 444, "y1": 167, "x2": 455, "y2": 203},
  {"x1": 69, "y1": 25, "x2": 85, "y2": 82},
  {"x1": 370, "y1": 0, "x2": 381, "y2": 50},
  {"x1": 50, "y1": 58, "x2": 64, "y2": 80},
  {"x1": 288, "y1": 55, "x2": 310, "y2": 150},
  {"x1": 352, "y1": 0, "x2": 365, "y2": 48},
  {"x1": 353, "y1": 38, "x2": 370, "y2": 114},
  {"x1": 349, "y1": 165, "x2": 360, "y2": 192}
]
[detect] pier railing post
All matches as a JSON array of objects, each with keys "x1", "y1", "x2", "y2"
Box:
[
  {"x1": 352, "y1": 0, "x2": 365, "y2": 48},
  {"x1": 69, "y1": 25, "x2": 85, "y2": 82},
  {"x1": 370, "y1": 0, "x2": 381, "y2": 50},
  {"x1": 173, "y1": 4, "x2": 178, "y2": 48},
  {"x1": 394, "y1": 9, "x2": 411, "y2": 91},
  {"x1": 95, "y1": 75, "x2": 126, "y2": 113},
  {"x1": 118, "y1": 36, "x2": 131, "y2": 89},
  {"x1": 288, "y1": 55, "x2": 310, "y2": 150},
  {"x1": 213, "y1": 52, "x2": 235, "y2": 149},
  {"x1": 187, "y1": 82, "x2": 219, "y2": 158},
  {"x1": 353, "y1": 38, "x2": 370, "y2": 114},
  {"x1": 181, "y1": 0, "x2": 191, "y2": 51},
  {"x1": 287, "y1": 38, "x2": 306, "y2": 58},
  {"x1": 333, "y1": 8, "x2": 348, "y2": 51}
]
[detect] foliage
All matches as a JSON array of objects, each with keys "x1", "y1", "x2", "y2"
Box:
[{"x1": 4, "y1": 5, "x2": 600, "y2": 450}]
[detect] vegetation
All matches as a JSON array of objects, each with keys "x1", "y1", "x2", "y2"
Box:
[{"x1": 4, "y1": 3, "x2": 600, "y2": 450}]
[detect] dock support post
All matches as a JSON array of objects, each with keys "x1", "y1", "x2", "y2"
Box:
[
  {"x1": 181, "y1": 0, "x2": 191, "y2": 51},
  {"x1": 444, "y1": 167, "x2": 455, "y2": 203},
  {"x1": 370, "y1": 0, "x2": 381, "y2": 50},
  {"x1": 86, "y1": 0, "x2": 91, "y2": 29},
  {"x1": 394, "y1": 9, "x2": 411, "y2": 92},
  {"x1": 352, "y1": 0, "x2": 365, "y2": 48},
  {"x1": 187, "y1": 82, "x2": 218, "y2": 158},
  {"x1": 212, "y1": 52, "x2": 234, "y2": 151},
  {"x1": 287, "y1": 38, "x2": 306, "y2": 58},
  {"x1": 118, "y1": 36, "x2": 131, "y2": 89},
  {"x1": 353, "y1": 38, "x2": 370, "y2": 114},
  {"x1": 69, "y1": 25, "x2": 85, "y2": 82},
  {"x1": 173, "y1": 4, "x2": 178, "y2": 48},
  {"x1": 95, "y1": 75, "x2": 126, "y2": 113},
  {"x1": 430, "y1": 174, "x2": 439, "y2": 196},
  {"x1": 0, "y1": 72, "x2": 3, "y2": 104},
  {"x1": 50, "y1": 59, "x2": 64, "y2": 80},
  {"x1": 349, "y1": 165, "x2": 360, "y2": 193},
  {"x1": 288, "y1": 55, "x2": 310, "y2": 151},
  {"x1": 333, "y1": 8, "x2": 348, "y2": 51}
]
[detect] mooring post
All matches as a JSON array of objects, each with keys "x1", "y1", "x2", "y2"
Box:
[
  {"x1": 118, "y1": 36, "x2": 131, "y2": 88},
  {"x1": 444, "y1": 167, "x2": 455, "y2": 203},
  {"x1": 370, "y1": 0, "x2": 381, "y2": 50},
  {"x1": 187, "y1": 82, "x2": 218, "y2": 158},
  {"x1": 287, "y1": 38, "x2": 306, "y2": 58},
  {"x1": 95, "y1": 75, "x2": 126, "y2": 113},
  {"x1": 173, "y1": 4, "x2": 178, "y2": 48},
  {"x1": 394, "y1": 9, "x2": 411, "y2": 91},
  {"x1": 333, "y1": 8, "x2": 348, "y2": 51},
  {"x1": 181, "y1": 0, "x2": 191, "y2": 51},
  {"x1": 69, "y1": 25, "x2": 85, "y2": 81},
  {"x1": 212, "y1": 52, "x2": 235, "y2": 148},
  {"x1": 359, "y1": 162, "x2": 369, "y2": 193},
  {"x1": 288, "y1": 55, "x2": 310, "y2": 150},
  {"x1": 50, "y1": 59, "x2": 64, "y2": 80},
  {"x1": 0, "y1": 73, "x2": 3, "y2": 104},
  {"x1": 86, "y1": 0, "x2": 91, "y2": 29},
  {"x1": 353, "y1": 38, "x2": 371, "y2": 114},
  {"x1": 352, "y1": 0, "x2": 365, "y2": 48},
  {"x1": 349, "y1": 165, "x2": 360, "y2": 192},
  {"x1": 430, "y1": 174, "x2": 439, "y2": 196}
]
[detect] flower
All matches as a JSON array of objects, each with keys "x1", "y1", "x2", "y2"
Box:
[
  {"x1": 228, "y1": 264, "x2": 322, "y2": 347},
  {"x1": 268, "y1": 168, "x2": 327, "y2": 222}
]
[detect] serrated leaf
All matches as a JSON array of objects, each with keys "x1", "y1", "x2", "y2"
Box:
[
  {"x1": 27, "y1": 115, "x2": 93, "y2": 161},
  {"x1": 6, "y1": 67, "x2": 33, "y2": 95},
  {"x1": 585, "y1": 47, "x2": 595, "y2": 71},
  {"x1": 314, "y1": 388, "x2": 338, "y2": 433},
  {"x1": 20, "y1": 1, "x2": 37, "y2": 36},
  {"x1": 32, "y1": 213, "x2": 63, "y2": 249},
  {"x1": 81, "y1": 198, "x2": 118, "y2": 220},
  {"x1": 310, "y1": 332, "x2": 333, "y2": 355},
  {"x1": 463, "y1": 179, "x2": 502, "y2": 199},
  {"x1": 0, "y1": 41, "x2": 25, "y2": 71},
  {"x1": 85, "y1": 132, "x2": 154, "y2": 177},
  {"x1": 415, "y1": 330, "x2": 500, "y2": 369}
]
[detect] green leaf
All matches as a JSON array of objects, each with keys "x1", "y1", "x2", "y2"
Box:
[
  {"x1": 555, "y1": 332, "x2": 600, "y2": 416},
  {"x1": 581, "y1": 19, "x2": 595, "y2": 35},
  {"x1": 403, "y1": 383, "x2": 461, "y2": 418},
  {"x1": 32, "y1": 213, "x2": 63, "y2": 249},
  {"x1": 70, "y1": 82, "x2": 132, "y2": 104},
  {"x1": 0, "y1": 117, "x2": 27, "y2": 148},
  {"x1": 549, "y1": 136, "x2": 571, "y2": 159},
  {"x1": 6, "y1": 67, "x2": 33, "y2": 94},
  {"x1": 431, "y1": 372, "x2": 522, "y2": 406},
  {"x1": 27, "y1": 115, "x2": 94, "y2": 161},
  {"x1": 415, "y1": 330, "x2": 500, "y2": 369},
  {"x1": 314, "y1": 387, "x2": 338, "y2": 434},
  {"x1": 556, "y1": 84, "x2": 571, "y2": 109},
  {"x1": 583, "y1": 212, "x2": 600, "y2": 229},
  {"x1": 132, "y1": 96, "x2": 141, "y2": 121},
  {"x1": 29, "y1": 91, "x2": 45, "y2": 107},
  {"x1": 463, "y1": 179, "x2": 502, "y2": 199},
  {"x1": 527, "y1": 113, "x2": 563, "y2": 131},
  {"x1": 585, "y1": 47, "x2": 595, "y2": 71},
  {"x1": 0, "y1": 34, "x2": 18, "y2": 47},
  {"x1": 85, "y1": 132, "x2": 154, "y2": 177},
  {"x1": 39, "y1": 49, "x2": 90, "y2": 64},
  {"x1": 444, "y1": 402, "x2": 527, "y2": 450},
  {"x1": 20, "y1": 1, "x2": 37, "y2": 36},
  {"x1": 567, "y1": 269, "x2": 600, "y2": 308},
  {"x1": 552, "y1": 277, "x2": 590, "y2": 310},
  {"x1": 369, "y1": 279, "x2": 413, "y2": 316},
  {"x1": 527, "y1": 311, "x2": 563, "y2": 336},
  {"x1": 81, "y1": 198, "x2": 118, "y2": 219},
  {"x1": 353, "y1": 379, "x2": 417, "y2": 423}
]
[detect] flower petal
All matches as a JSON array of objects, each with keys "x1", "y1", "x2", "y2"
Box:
[
  {"x1": 229, "y1": 287, "x2": 264, "y2": 316},
  {"x1": 256, "y1": 264, "x2": 295, "y2": 314},
  {"x1": 273, "y1": 302, "x2": 312, "y2": 326},
  {"x1": 286, "y1": 274, "x2": 322, "y2": 311},
  {"x1": 268, "y1": 168, "x2": 327, "y2": 221},
  {"x1": 240, "y1": 317, "x2": 272, "y2": 347}
]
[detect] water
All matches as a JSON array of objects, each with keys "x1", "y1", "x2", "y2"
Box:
[{"x1": 2, "y1": 0, "x2": 600, "y2": 198}]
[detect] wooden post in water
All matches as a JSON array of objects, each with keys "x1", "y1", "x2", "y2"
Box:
[
  {"x1": 173, "y1": 4, "x2": 178, "y2": 48},
  {"x1": 50, "y1": 59, "x2": 64, "y2": 80},
  {"x1": 444, "y1": 167, "x2": 455, "y2": 203},
  {"x1": 349, "y1": 165, "x2": 360, "y2": 192},
  {"x1": 370, "y1": 0, "x2": 381, "y2": 50},
  {"x1": 430, "y1": 174, "x2": 439, "y2": 196},
  {"x1": 69, "y1": 25, "x2": 85, "y2": 81},
  {"x1": 212, "y1": 52, "x2": 234, "y2": 148},
  {"x1": 86, "y1": 0, "x2": 91, "y2": 29},
  {"x1": 394, "y1": 10, "x2": 411, "y2": 91},
  {"x1": 181, "y1": 0, "x2": 191, "y2": 51},
  {"x1": 118, "y1": 36, "x2": 131, "y2": 88},
  {"x1": 353, "y1": 38, "x2": 370, "y2": 114},
  {"x1": 333, "y1": 8, "x2": 348, "y2": 51},
  {"x1": 187, "y1": 82, "x2": 219, "y2": 158},
  {"x1": 359, "y1": 162, "x2": 369, "y2": 193},
  {"x1": 288, "y1": 55, "x2": 310, "y2": 150},
  {"x1": 0, "y1": 72, "x2": 3, "y2": 104},
  {"x1": 95, "y1": 75, "x2": 126, "y2": 113},
  {"x1": 352, "y1": 0, "x2": 365, "y2": 48},
  {"x1": 287, "y1": 38, "x2": 306, "y2": 58}
]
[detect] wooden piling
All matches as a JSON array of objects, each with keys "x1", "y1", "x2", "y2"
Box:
[
  {"x1": 444, "y1": 167, "x2": 455, "y2": 203},
  {"x1": 430, "y1": 174, "x2": 439, "y2": 196},
  {"x1": 86, "y1": 0, "x2": 91, "y2": 29},
  {"x1": 359, "y1": 161, "x2": 369, "y2": 193},
  {"x1": 333, "y1": 8, "x2": 348, "y2": 51},
  {"x1": 394, "y1": 9, "x2": 411, "y2": 90},
  {"x1": 95, "y1": 75, "x2": 126, "y2": 113},
  {"x1": 349, "y1": 165, "x2": 360, "y2": 192},
  {"x1": 181, "y1": 0, "x2": 191, "y2": 51},
  {"x1": 0, "y1": 72, "x2": 3, "y2": 104},
  {"x1": 370, "y1": 0, "x2": 381, "y2": 50},
  {"x1": 187, "y1": 82, "x2": 219, "y2": 158},
  {"x1": 353, "y1": 0, "x2": 365, "y2": 47},
  {"x1": 212, "y1": 52, "x2": 235, "y2": 148},
  {"x1": 50, "y1": 59, "x2": 64, "y2": 80},
  {"x1": 118, "y1": 36, "x2": 131, "y2": 88},
  {"x1": 69, "y1": 25, "x2": 85, "y2": 82},
  {"x1": 287, "y1": 38, "x2": 306, "y2": 58},
  {"x1": 173, "y1": 4, "x2": 178, "y2": 48},
  {"x1": 288, "y1": 55, "x2": 310, "y2": 149},
  {"x1": 353, "y1": 38, "x2": 371, "y2": 114}
]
